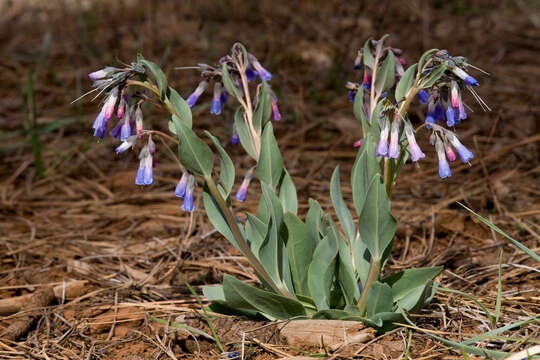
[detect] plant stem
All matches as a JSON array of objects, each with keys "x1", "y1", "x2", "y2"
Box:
[
  {"x1": 204, "y1": 175, "x2": 291, "y2": 298},
  {"x1": 357, "y1": 258, "x2": 381, "y2": 315},
  {"x1": 236, "y1": 55, "x2": 260, "y2": 157},
  {"x1": 126, "y1": 80, "x2": 181, "y2": 119}
]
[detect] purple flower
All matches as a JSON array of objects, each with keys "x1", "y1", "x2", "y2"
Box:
[
  {"x1": 271, "y1": 96, "x2": 281, "y2": 121},
  {"x1": 376, "y1": 118, "x2": 390, "y2": 157},
  {"x1": 117, "y1": 88, "x2": 128, "y2": 119},
  {"x1": 445, "y1": 106, "x2": 456, "y2": 127},
  {"x1": 181, "y1": 175, "x2": 195, "y2": 212},
  {"x1": 452, "y1": 67, "x2": 478, "y2": 86},
  {"x1": 235, "y1": 167, "x2": 255, "y2": 202},
  {"x1": 362, "y1": 71, "x2": 372, "y2": 90},
  {"x1": 186, "y1": 81, "x2": 208, "y2": 108},
  {"x1": 210, "y1": 82, "x2": 223, "y2": 115},
  {"x1": 425, "y1": 99, "x2": 436, "y2": 128},
  {"x1": 115, "y1": 135, "x2": 137, "y2": 153},
  {"x1": 248, "y1": 54, "x2": 272, "y2": 81},
  {"x1": 445, "y1": 142, "x2": 457, "y2": 162},
  {"x1": 92, "y1": 107, "x2": 108, "y2": 139},
  {"x1": 404, "y1": 122, "x2": 425, "y2": 162},
  {"x1": 418, "y1": 90, "x2": 429, "y2": 104},
  {"x1": 103, "y1": 87, "x2": 119, "y2": 121},
  {"x1": 120, "y1": 119, "x2": 131, "y2": 141},
  {"x1": 447, "y1": 133, "x2": 474, "y2": 163},
  {"x1": 135, "y1": 155, "x2": 153, "y2": 185},
  {"x1": 245, "y1": 68, "x2": 258, "y2": 82},
  {"x1": 435, "y1": 137, "x2": 451, "y2": 179},
  {"x1": 88, "y1": 67, "x2": 117, "y2": 81},
  {"x1": 434, "y1": 103, "x2": 445, "y2": 122},
  {"x1": 458, "y1": 101, "x2": 467, "y2": 121},
  {"x1": 450, "y1": 81, "x2": 460, "y2": 107},
  {"x1": 354, "y1": 51, "x2": 362, "y2": 70},
  {"x1": 353, "y1": 139, "x2": 363, "y2": 148},
  {"x1": 174, "y1": 172, "x2": 189, "y2": 198},
  {"x1": 348, "y1": 90, "x2": 356, "y2": 102},
  {"x1": 135, "y1": 104, "x2": 144, "y2": 135},
  {"x1": 109, "y1": 119, "x2": 123, "y2": 139},
  {"x1": 388, "y1": 120, "x2": 401, "y2": 158}
]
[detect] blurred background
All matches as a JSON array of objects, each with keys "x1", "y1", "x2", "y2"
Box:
[{"x1": 1, "y1": 0, "x2": 539, "y2": 358}]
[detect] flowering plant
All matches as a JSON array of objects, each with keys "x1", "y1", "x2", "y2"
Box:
[{"x1": 81, "y1": 36, "x2": 486, "y2": 329}]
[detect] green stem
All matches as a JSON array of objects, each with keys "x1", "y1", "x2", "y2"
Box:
[
  {"x1": 357, "y1": 258, "x2": 381, "y2": 315},
  {"x1": 126, "y1": 80, "x2": 180, "y2": 119},
  {"x1": 204, "y1": 176, "x2": 291, "y2": 298}
]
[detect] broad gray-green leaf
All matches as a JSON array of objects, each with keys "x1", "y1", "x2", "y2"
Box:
[
  {"x1": 362, "y1": 39, "x2": 374, "y2": 69},
  {"x1": 168, "y1": 118, "x2": 177, "y2": 135},
  {"x1": 284, "y1": 212, "x2": 314, "y2": 296},
  {"x1": 365, "y1": 282, "x2": 394, "y2": 317},
  {"x1": 330, "y1": 166, "x2": 355, "y2": 245},
  {"x1": 253, "y1": 81, "x2": 271, "y2": 133},
  {"x1": 305, "y1": 199, "x2": 323, "y2": 246},
  {"x1": 328, "y1": 220, "x2": 359, "y2": 305},
  {"x1": 221, "y1": 63, "x2": 243, "y2": 100},
  {"x1": 357, "y1": 174, "x2": 396, "y2": 261},
  {"x1": 395, "y1": 64, "x2": 417, "y2": 103},
  {"x1": 167, "y1": 88, "x2": 192, "y2": 127},
  {"x1": 234, "y1": 107, "x2": 257, "y2": 160},
  {"x1": 174, "y1": 121, "x2": 214, "y2": 177},
  {"x1": 202, "y1": 188, "x2": 240, "y2": 250},
  {"x1": 202, "y1": 284, "x2": 225, "y2": 302},
  {"x1": 351, "y1": 134, "x2": 380, "y2": 216},
  {"x1": 417, "y1": 49, "x2": 438, "y2": 72},
  {"x1": 222, "y1": 275, "x2": 306, "y2": 320},
  {"x1": 140, "y1": 59, "x2": 168, "y2": 99},
  {"x1": 307, "y1": 234, "x2": 338, "y2": 311},
  {"x1": 279, "y1": 170, "x2": 298, "y2": 215},
  {"x1": 374, "y1": 51, "x2": 395, "y2": 95},
  {"x1": 246, "y1": 213, "x2": 267, "y2": 256},
  {"x1": 353, "y1": 240, "x2": 371, "y2": 287},
  {"x1": 205, "y1": 131, "x2": 234, "y2": 196},
  {"x1": 383, "y1": 267, "x2": 442, "y2": 300},
  {"x1": 419, "y1": 62, "x2": 448, "y2": 89},
  {"x1": 353, "y1": 87, "x2": 369, "y2": 133},
  {"x1": 257, "y1": 122, "x2": 283, "y2": 188}
]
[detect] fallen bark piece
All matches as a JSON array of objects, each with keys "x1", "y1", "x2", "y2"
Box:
[
  {"x1": 0, "y1": 280, "x2": 87, "y2": 315},
  {"x1": 278, "y1": 320, "x2": 375, "y2": 348},
  {"x1": 0, "y1": 287, "x2": 55, "y2": 341}
]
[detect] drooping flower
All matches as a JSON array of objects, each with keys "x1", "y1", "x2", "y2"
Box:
[
  {"x1": 115, "y1": 135, "x2": 137, "y2": 153},
  {"x1": 417, "y1": 89, "x2": 429, "y2": 104},
  {"x1": 425, "y1": 98, "x2": 436, "y2": 128},
  {"x1": 248, "y1": 53, "x2": 272, "y2": 81},
  {"x1": 450, "y1": 80, "x2": 460, "y2": 108},
  {"x1": 135, "y1": 145, "x2": 154, "y2": 186},
  {"x1": 376, "y1": 117, "x2": 390, "y2": 157},
  {"x1": 353, "y1": 139, "x2": 363, "y2": 148},
  {"x1": 117, "y1": 88, "x2": 128, "y2": 119},
  {"x1": 92, "y1": 107, "x2": 108, "y2": 139},
  {"x1": 135, "y1": 104, "x2": 144, "y2": 135},
  {"x1": 88, "y1": 66, "x2": 118, "y2": 81},
  {"x1": 446, "y1": 132, "x2": 474, "y2": 163},
  {"x1": 181, "y1": 175, "x2": 196, "y2": 212},
  {"x1": 271, "y1": 95, "x2": 281, "y2": 121},
  {"x1": 120, "y1": 117, "x2": 131, "y2": 141},
  {"x1": 348, "y1": 90, "x2": 356, "y2": 102},
  {"x1": 220, "y1": 90, "x2": 228, "y2": 105},
  {"x1": 435, "y1": 136, "x2": 451, "y2": 179},
  {"x1": 404, "y1": 121, "x2": 425, "y2": 162},
  {"x1": 210, "y1": 82, "x2": 223, "y2": 115},
  {"x1": 388, "y1": 119, "x2": 401, "y2": 158},
  {"x1": 444, "y1": 140, "x2": 457, "y2": 162},
  {"x1": 362, "y1": 70, "x2": 372, "y2": 90},
  {"x1": 245, "y1": 67, "x2": 258, "y2": 82},
  {"x1": 452, "y1": 66, "x2": 478, "y2": 86},
  {"x1": 174, "y1": 171, "x2": 189, "y2": 198},
  {"x1": 353, "y1": 50, "x2": 362, "y2": 70},
  {"x1": 235, "y1": 167, "x2": 255, "y2": 202},
  {"x1": 186, "y1": 80, "x2": 208, "y2": 108},
  {"x1": 103, "y1": 86, "x2": 119, "y2": 121},
  {"x1": 445, "y1": 104, "x2": 456, "y2": 127},
  {"x1": 231, "y1": 124, "x2": 239, "y2": 145}
]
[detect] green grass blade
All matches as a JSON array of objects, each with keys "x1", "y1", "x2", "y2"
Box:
[
  {"x1": 438, "y1": 287, "x2": 495, "y2": 326},
  {"x1": 458, "y1": 202, "x2": 540, "y2": 263}
]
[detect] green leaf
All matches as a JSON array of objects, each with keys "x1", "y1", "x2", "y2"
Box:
[
  {"x1": 140, "y1": 59, "x2": 168, "y2": 99},
  {"x1": 168, "y1": 119, "x2": 177, "y2": 135},
  {"x1": 383, "y1": 267, "x2": 442, "y2": 311},
  {"x1": 174, "y1": 121, "x2": 214, "y2": 177},
  {"x1": 357, "y1": 174, "x2": 396, "y2": 261},
  {"x1": 329, "y1": 221, "x2": 360, "y2": 305},
  {"x1": 205, "y1": 131, "x2": 235, "y2": 196},
  {"x1": 395, "y1": 64, "x2": 417, "y2": 103},
  {"x1": 459, "y1": 202, "x2": 540, "y2": 263},
  {"x1": 167, "y1": 88, "x2": 192, "y2": 127},
  {"x1": 245, "y1": 213, "x2": 267, "y2": 257},
  {"x1": 279, "y1": 170, "x2": 298, "y2": 215},
  {"x1": 374, "y1": 51, "x2": 395, "y2": 95},
  {"x1": 330, "y1": 166, "x2": 355, "y2": 245},
  {"x1": 221, "y1": 63, "x2": 243, "y2": 100},
  {"x1": 307, "y1": 234, "x2": 338, "y2": 311},
  {"x1": 417, "y1": 49, "x2": 438, "y2": 72},
  {"x1": 351, "y1": 134, "x2": 380, "y2": 216},
  {"x1": 305, "y1": 199, "x2": 323, "y2": 246},
  {"x1": 222, "y1": 275, "x2": 306, "y2": 320},
  {"x1": 362, "y1": 39, "x2": 374, "y2": 69},
  {"x1": 365, "y1": 282, "x2": 394, "y2": 317},
  {"x1": 419, "y1": 62, "x2": 448, "y2": 89},
  {"x1": 253, "y1": 81, "x2": 272, "y2": 133},
  {"x1": 257, "y1": 122, "x2": 283, "y2": 188},
  {"x1": 234, "y1": 107, "x2": 257, "y2": 160},
  {"x1": 353, "y1": 87, "x2": 369, "y2": 133},
  {"x1": 258, "y1": 183, "x2": 292, "y2": 294},
  {"x1": 284, "y1": 212, "x2": 315, "y2": 296},
  {"x1": 202, "y1": 188, "x2": 240, "y2": 251}
]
